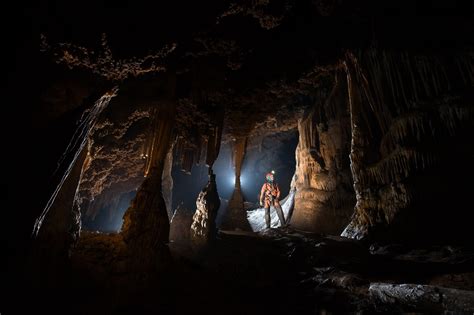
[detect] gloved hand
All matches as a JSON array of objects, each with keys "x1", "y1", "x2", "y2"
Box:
[{"x1": 259, "y1": 200, "x2": 263, "y2": 207}]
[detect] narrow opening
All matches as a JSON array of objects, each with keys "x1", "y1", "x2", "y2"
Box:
[{"x1": 81, "y1": 190, "x2": 136, "y2": 233}]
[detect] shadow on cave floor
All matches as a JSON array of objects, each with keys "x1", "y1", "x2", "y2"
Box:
[{"x1": 22, "y1": 228, "x2": 474, "y2": 315}]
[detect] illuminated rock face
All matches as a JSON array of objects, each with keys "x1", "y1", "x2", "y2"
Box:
[
  {"x1": 162, "y1": 144, "x2": 174, "y2": 221},
  {"x1": 32, "y1": 145, "x2": 89, "y2": 279},
  {"x1": 170, "y1": 204, "x2": 194, "y2": 242},
  {"x1": 190, "y1": 172, "x2": 221, "y2": 244},
  {"x1": 77, "y1": 92, "x2": 153, "y2": 230},
  {"x1": 221, "y1": 138, "x2": 252, "y2": 231},
  {"x1": 291, "y1": 71, "x2": 355, "y2": 234},
  {"x1": 121, "y1": 103, "x2": 175, "y2": 270},
  {"x1": 341, "y1": 51, "x2": 474, "y2": 242}
]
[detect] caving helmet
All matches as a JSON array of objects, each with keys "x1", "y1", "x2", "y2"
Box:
[{"x1": 266, "y1": 170, "x2": 275, "y2": 182}]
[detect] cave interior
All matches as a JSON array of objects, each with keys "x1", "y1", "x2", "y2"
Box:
[{"x1": 4, "y1": 1, "x2": 474, "y2": 314}]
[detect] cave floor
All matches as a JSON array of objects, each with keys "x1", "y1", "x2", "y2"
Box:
[{"x1": 37, "y1": 228, "x2": 474, "y2": 314}]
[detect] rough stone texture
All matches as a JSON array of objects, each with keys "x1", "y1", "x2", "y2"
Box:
[
  {"x1": 78, "y1": 102, "x2": 151, "y2": 228},
  {"x1": 429, "y1": 272, "x2": 474, "y2": 291},
  {"x1": 170, "y1": 204, "x2": 194, "y2": 242},
  {"x1": 11, "y1": 5, "x2": 474, "y2": 315},
  {"x1": 121, "y1": 103, "x2": 175, "y2": 272},
  {"x1": 221, "y1": 137, "x2": 252, "y2": 231},
  {"x1": 342, "y1": 50, "x2": 474, "y2": 242},
  {"x1": 30, "y1": 144, "x2": 88, "y2": 286},
  {"x1": 76, "y1": 77, "x2": 181, "y2": 230},
  {"x1": 369, "y1": 283, "x2": 474, "y2": 314},
  {"x1": 41, "y1": 33, "x2": 176, "y2": 81},
  {"x1": 218, "y1": 1, "x2": 292, "y2": 30},
  {"x1": 63, "y1": 225, "x2": 474, "y2": 315},
  {"x1": 162, "y1": 143, "x2": 174, "y2": 220},
  {"x1": 70, "y1": 231, "x2": 130, "y2": 285},
  {"x1": 36, "y1": 75, "x2": 97, "y2": 128},
  {"x1": 291, "y1": 71, "x2": 355, "y2": 234},
  {"x1": 190, "y1": 172, "x2": 221, "y2": 245}
]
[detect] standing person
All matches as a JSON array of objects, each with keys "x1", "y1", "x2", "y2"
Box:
[{"x1": 259, "y1": 170, "x2": 286, "y2": 228}]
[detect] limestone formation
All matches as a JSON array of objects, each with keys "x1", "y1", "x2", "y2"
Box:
[
  {"x1": 341, "y1": 50, "x2": 474, "y2": 242},
  {"x1": 369, "y1": 283, "x2": 474, "y2": 313},
  {"x1": 190, "y1": 171, "x2": 221, "y2": 244},
  {"x1": 221, "y1": 137, "x2": 252, "y2": 231},
  {"x1": 121, "y1": 103, "x2": 175, "y2": 271},
  {"x1": 291, "y1": 71, "x2": 355, "y2": 234},
  {"x1": 170, "y1": 204, "x2": 194, "y2": 242},
  {"x1": 17, "y1": 5, "x2": 474, "y2": 314}
]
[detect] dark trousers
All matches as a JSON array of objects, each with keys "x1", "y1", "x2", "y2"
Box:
[{"x1": 265, "y1": 203, "x2": 286, "y2": 228}]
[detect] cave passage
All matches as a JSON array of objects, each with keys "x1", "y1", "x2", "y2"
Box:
[
  {"x1": 82, "y1": 190, "x2": 136, "y2": 232},
  {"x1": 172, "y1": 130, "x2": 298, "y2": 229},
  {"x1": 78, "y1": 130, "x2": 298, "y2": 233},
  {"x1": 7, "y1": 2, "x2": 474, "y2": 314}
]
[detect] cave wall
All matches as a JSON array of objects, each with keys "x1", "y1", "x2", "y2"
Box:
[
  {"x1": 78, "y1": 104, "x2": 151, "y2": 230},
  {"x1": 342, "y1": 50, "x2": 474, "y2": 243},
  {"x1": 30, "y1": 144, "x2": 89, "y2": 286},
  {"x1": 291, "y1": 71, "x2": 355, "y2": 234}
]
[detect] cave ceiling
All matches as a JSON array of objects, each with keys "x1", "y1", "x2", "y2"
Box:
[
  {"x1": 36, "y1": 0, "x2": 473, "y2": 141},
  {"x1": 30, "y1": 1, "x2": 474, "y2": 214}
]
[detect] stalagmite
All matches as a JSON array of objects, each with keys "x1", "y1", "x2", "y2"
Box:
[
  {"x1": 189, "y1": 104, "x2": 225, "y2": 243},
  {"x1": 291, "y1": 70, "x2": 355, "y2": 234},
  {"x1": 190, "y1": 170, "x2": 221, "y2": 244},
  {"x1": 121, "y1": 102, "x2": 175, "y2": 271},
  {"x1": 33, "y1": 87, "x2": 118, "y2": 237},
  {"x1": 221, "y1": 137, "x2": 252, "y2": 231}
]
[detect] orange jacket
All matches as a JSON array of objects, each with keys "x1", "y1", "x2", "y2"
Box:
[{"x1": 260, "y1": 182, "x2": 280, "y2": 202}]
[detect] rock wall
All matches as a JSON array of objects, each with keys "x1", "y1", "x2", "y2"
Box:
[
  {"x1": 76, "y1": 89, "x2": 153, "y2": 230},
  {"x1": 170, "y1": 204, "x2": 194, "y2": 242},
  {"x1": 342, "y1": 50, "x2": 474, "y2": 242},
  {"x1": 291, "y1": 71, "x2": 355, "y2": 234}
]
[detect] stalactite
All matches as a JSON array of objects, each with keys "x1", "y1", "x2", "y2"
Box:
[
  {"x1": 221, "y1": 137, "x2": 252, "y2": 231},
  {"x1": 121, "y1": 101, "x2": 176, "y2": 272},
  {"x1": 162, "y1": 141, "x2": 175, "y2": 220},
  {"x1": 190, "y1": 170, "x2": 221, "y2": 245},
  {"x1": 181, "y1": 148, "x2": 194, "y2": 174},
  {"x1": 360, "y1": 149, "x2": 438, "y2": 186},
  {"x1": 70, "y1": 143, "x2": 92, "y2": 245},
  {"x1": 195, "y1": 136, "x2": 202, "y2": 165},
  {"x1": 205, "y1": 106, "x2": 225, "y2": 168},
  {"x1": 343, "y1": 49, "x2": 473, "y2": 241},
  {"x1": 189, "y1": 103, "x2": 225, "y2": 238},
  {"x1": 291, "y1": 69, "x2": 354, "y2": 234},
  {"x1": 143, "y1": 108, "x2": 158, "y2": 177},
  {"x1": 33, "y1": 87, "x2": 118, "y2": 237},
  {"x1": 380, "y1": 113, "x2": 427, "y2": 157},
  {"x1": 174, "y1": 137, "x2": 183, "y2": 166}
]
